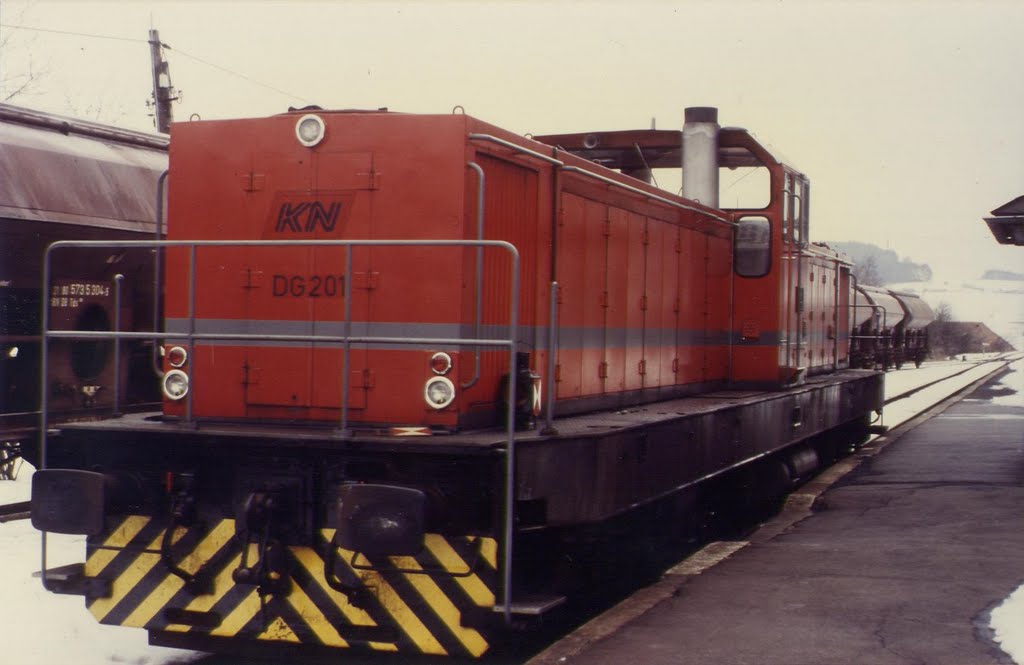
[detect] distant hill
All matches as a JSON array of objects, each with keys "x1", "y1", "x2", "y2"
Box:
[
  {"x1": 981, "y1": 269, "x2": 1024, "y2": 281},
  {"x1": 828, "y1": 241, "x2": 933, "y2": 285}
]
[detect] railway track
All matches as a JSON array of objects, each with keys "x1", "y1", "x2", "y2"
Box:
[
  {"x1": 884, "y1": 352, "x2": 1022, "y2": 406},
  {"x1": 884, "y1": 352, "x2": 1019, "y2": 413},
  {"x1": 0, "y1": 500, "x2": 29, "y2": 523}
]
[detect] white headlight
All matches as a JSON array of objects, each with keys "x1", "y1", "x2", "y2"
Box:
[
  {"x1": 162, "y1": 369, "x2": 189, "y2": 401},
  {"x1": 430, "y1": 352, "x2": 453, "y2": 375},
  {"x1": 424, "y1": 376, "x2": 455, "y2": 409},
  {"x1": 167, "y1": 346, "x2": 188, "y2": 368},
  {"x1": 295, "y1": 114, "x2": 325, "y2": 147}
]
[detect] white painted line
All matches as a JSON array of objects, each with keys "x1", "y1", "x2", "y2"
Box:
[{"x1": 666, "y1": 540, "x2": 749, "y2": 577}]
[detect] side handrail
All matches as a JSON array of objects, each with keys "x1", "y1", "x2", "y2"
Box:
[
  {"x1": 463, "y1": 162, "x2": 485, "y2": 390},
  {"x1": 152, "y1": 170, "x2": 169, "y2": 378},
  {"x1": 467, "y1": 133, "x2": 733, "y2": 224},
  {"x1": 541, "y1": 281, "x2": 559, "y2": 436}
]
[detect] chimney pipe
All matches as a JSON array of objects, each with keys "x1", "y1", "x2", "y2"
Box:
[{"x1": 682, "y1": 107, "x2": 719, "y2": 208}]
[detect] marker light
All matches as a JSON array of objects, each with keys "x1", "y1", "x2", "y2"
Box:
[
  {"x1": 167, "y1": 346, "x2": 188, "y2": 368},
  {"x1": 162, "y1": 369, "x2": 189, "y2": 401},
  {"x1": 424, "y1": 376, "x2": 455, "y2": 409},
  {"x1": 295, "y1": 114, "x2": 325, "y2": 147},
  {"x1": 430, "y1": 352, "x2": 452, "y2": 375}
]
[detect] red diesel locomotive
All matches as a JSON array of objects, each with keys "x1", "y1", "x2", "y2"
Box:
[{"x1": 32, "y1": 107, "x2": 883, "y2": 658}]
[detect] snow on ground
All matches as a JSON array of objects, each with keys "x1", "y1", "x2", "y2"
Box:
[
  {"x1": 0, "y1": 357, "x2": 1021, "y2": 664},
  {"x1": 879, "y1": 354, "x2": 1018, "y2": 429},
  {"x1": 0, "y1": 469, "x2": 200, "y2": 665}
]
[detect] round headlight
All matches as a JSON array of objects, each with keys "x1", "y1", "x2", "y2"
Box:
[
  {"x1": 162, "y1": 369, "x2": 189, "y2": 401},
  {"x1": 424, "y1": 376, "x2": 455, "y2": 410},
  {"x1": 167, "y1": 346, "x2": 188, "y2": 368},
  {"x1": 430, "y1": 352, "x2": 452, "y2": 375},
  {"x1": 295, "y1": 114, "x2": 325, "y2": 147}
]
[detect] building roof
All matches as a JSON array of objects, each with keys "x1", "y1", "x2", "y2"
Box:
[
  {"x1": 984, "y1": 195, "x2": 1024, "y2": 246},
  {"x1": 990, "y1": 195, "x2": 1024, "y2": 216}
]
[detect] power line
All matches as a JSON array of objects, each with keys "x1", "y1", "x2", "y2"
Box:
[
  {"x1": 0, "y1": 22, "x2": 145, "y2": 44},
  {"x1": 0, "y1": 22, "x2": 313, "y2": 104},
  {"x1": 168, "y1": 46, "x2": 313, "y2": 105}
]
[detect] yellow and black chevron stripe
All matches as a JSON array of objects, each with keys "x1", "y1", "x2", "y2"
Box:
[{"x1": 84, "y1": 516, "x2": 499, "y2": 657}]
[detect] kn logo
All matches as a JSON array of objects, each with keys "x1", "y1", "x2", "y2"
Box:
[
  {"x1": 263, "y1": 191, "x2": 355, "y2": 237},
  {"x1": 276, "y1": 201, "x2": 340, "y2": 232}
]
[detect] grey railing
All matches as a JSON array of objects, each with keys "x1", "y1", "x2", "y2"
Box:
[{"x1": 40, "y1": 237, "x2": 523, "y2": 622}]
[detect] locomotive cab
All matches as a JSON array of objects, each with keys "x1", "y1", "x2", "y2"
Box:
[{"x1": 538, "y1": 108, "x2": 854, "y2": 389}]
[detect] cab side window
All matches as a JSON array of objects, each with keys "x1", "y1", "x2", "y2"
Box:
[{"x1": 735, "y1": 216, "x2": 771, "y2": 277}]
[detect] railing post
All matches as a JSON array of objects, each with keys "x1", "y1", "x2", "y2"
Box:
[
  {"x1": 152, "y1": 170, "x2": 168, "y2": 378},
  {"x1": 39, "y1": 244, "x2": 54, "y2": 589},
  {"x1": 186, "y1": 244, "x2": 196, "y2": 425},
  {"x1": 338, "y1": 244, "x2": 353, "y2": 436},
  {"x1": 502, "y1": 246, "x2": 520, "y2": 624},
  {"x1": 462, "y1": 162, "x2": 485, "y2": 390},
  {"x1": 113, "y1": 273, "x2": 124, "y2": 415},
  {"x1": 541, "y1": 280, "x2": 559, "y2": 435}
]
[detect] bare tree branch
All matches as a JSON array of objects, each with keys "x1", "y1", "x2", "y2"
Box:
[{"x1": 0, "y1": 1, "x2": 50, "y2": 102}]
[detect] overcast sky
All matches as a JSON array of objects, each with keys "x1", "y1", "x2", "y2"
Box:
[{"x1": 1, "y1": 0, "x2": 1021, "y2": 282}]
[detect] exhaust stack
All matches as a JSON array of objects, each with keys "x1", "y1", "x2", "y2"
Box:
[{"x1": 682, "y1": 107, "x2": 720, "y2": 208}]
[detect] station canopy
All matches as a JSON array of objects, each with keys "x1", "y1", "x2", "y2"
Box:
[{"x1": 984, "y1": 195, "x2": 1024, "y2": 246}]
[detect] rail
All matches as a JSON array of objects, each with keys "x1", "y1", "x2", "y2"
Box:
[
  {"x1": 0, "y1": 501, "x2": 30, "y2": 523},
  {"x1": 41, "y1": 237, "x2": 523, "y2": 623},
  {"x1": 883, "y1": 353, "x2": 1022, "y2": 406}
]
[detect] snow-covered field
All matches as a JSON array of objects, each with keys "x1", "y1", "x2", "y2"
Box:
[{"x1": 1, "y1": 356, "x2": 1021, "y2": 664}]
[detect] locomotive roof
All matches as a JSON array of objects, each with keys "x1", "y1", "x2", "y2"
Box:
[
  {"x1": 531, "y1": 126, "x2": 780, "y2": 174},
  {"x1": 272, "y1": 108, "x2": 787, "y2": 175}
]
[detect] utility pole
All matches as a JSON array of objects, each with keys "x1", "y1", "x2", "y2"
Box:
[{"x1": 148, "y1": 29, "x2": 176, "y2": 134}]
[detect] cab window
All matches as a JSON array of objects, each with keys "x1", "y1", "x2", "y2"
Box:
[{"x1": 735, "y1": 216, "x2": 771, "y2": 277}]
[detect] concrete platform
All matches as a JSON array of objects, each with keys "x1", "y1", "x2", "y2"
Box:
[{"x1": 531, "y1": 364, "x2": 1024, "y2": 665}]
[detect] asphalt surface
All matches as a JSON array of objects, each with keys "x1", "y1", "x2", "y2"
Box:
[{"x1": 532, "y1": 368, "x2": 1024, "y2": 665}]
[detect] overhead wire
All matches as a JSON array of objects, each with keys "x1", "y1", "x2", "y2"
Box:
[
  {"x1": 0, "y1": 22, "x2": 145, "y2": 44},
  {"x1": 0, "y1": 22, "x2": 313, "y2": 104},
  {"x1": 166, "y1": 45, "x2": 313, "y2": 106}
]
